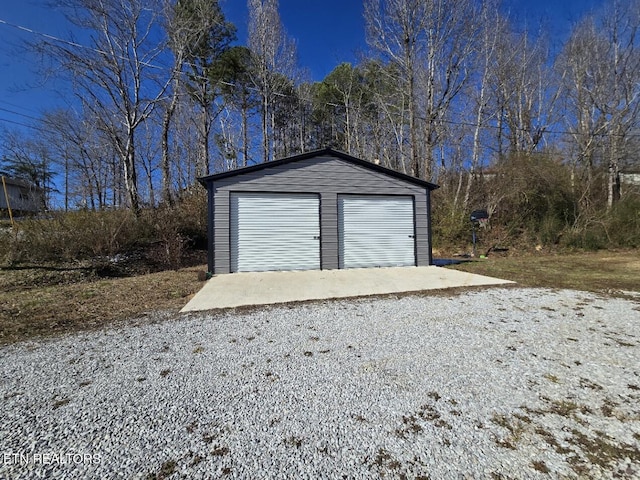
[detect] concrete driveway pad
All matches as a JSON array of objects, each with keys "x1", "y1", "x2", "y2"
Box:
[{"x1": 181, "y1": 266, "x2": 514, "y2": 312}]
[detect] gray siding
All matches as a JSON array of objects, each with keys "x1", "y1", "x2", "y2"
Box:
[
  {"x1": 0, "y1": 180, "x2": 43, "y2": 213},
  {"x1": 205, "y1": 154, "x2": 433, "y2": 274},
  {"x1": 321, "y1": 193, "x2": 339, "y2": 269}
]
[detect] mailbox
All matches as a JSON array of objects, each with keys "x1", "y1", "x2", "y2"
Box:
[{"x1": 470, "y1": 209, "x2": 489, "y2": 222}]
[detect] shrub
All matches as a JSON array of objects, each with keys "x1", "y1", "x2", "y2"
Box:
[
  {"x1": 3, "y1": 210, "x2": 142, "y2": 265},
  {"x1": 431, "y1": 200, "x2": 471, "y2": 252},
  {"x1": 141, "y1": 188, "x2": 208, "y2": 270},
  {"x1": 485, "y1": 153, "x2": 577, "y2": 244},
  {"x1": 560, "y1": 194, "x2": 640, "y2": 250},
  {"x1": 0, "y1": 187, "x2": 208, "y2": 270},
  {"x1": 607, "y1": 195, "x2": 640, "y2": 248},
  {"x1": 563, "y1": 225, "x2": 608, "y2": 251},
  {"x1": 539, "y1": 213, "x2": 566, "y2": 246}
]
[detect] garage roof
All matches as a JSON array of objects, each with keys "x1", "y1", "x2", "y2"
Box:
[{"x1": 198, "y1": 148, "x2": 439, "y2": 190}]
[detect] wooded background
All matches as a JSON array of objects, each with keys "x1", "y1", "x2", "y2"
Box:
[{"x1": 1, "y1": 0, "x2": 639, "y2": 255}]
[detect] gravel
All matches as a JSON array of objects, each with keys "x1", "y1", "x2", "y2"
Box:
[{"x1": 1, "y1": 287, "x2": 639, "y2": 479}]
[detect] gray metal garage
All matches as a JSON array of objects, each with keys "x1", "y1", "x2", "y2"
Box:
[{"x1": 199, "y1": 148, "x2": 439, "y2": 275}]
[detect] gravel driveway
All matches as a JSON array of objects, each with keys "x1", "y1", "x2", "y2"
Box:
[{"x1": 1, "y1": 287, "x2": 639, "y2": 479}]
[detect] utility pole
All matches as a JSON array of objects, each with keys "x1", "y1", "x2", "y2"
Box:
[{"x1": 1, "y1": 175, "x2": 15, "y2": 227}]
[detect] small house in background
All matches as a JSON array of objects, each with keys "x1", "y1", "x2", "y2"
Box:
[
  {"x1": 620, "y1": 169, "x2": 640, "y2": 194},
  {"x1": 1, "y1": 176, "x2": 45, "y2": 216},
  {"x1": 198, "y1": 148, "x2": 439, "y2": 275}
]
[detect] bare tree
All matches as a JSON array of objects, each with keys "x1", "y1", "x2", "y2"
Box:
[
  {"x1": 365, "y1": 0, "x2": 427, "y2": 176},
  {"x1": 137, "y1": 116, "x2": 161, "y2": 206},
  {"x1": 313, "y1": 63, "x2": 369, "y2": 155},
  {"x1": 462, "y1": 0, "x2": 506, "y2": 210},
  {"x1": 170, "y1": 102, "x2": 200, "y2": 191},
  {"x1": 247, "y1": 0, "x2": 297, "y2": 162},
  {"x1": 159, "y1": 0, "x2": 189, "y2": 205},
  {"x1": 418, "y1": 0, "x2": 478, "y2": 180},
  {"x1": 365, "y1": 0, "x2": 478, "y2": 180},
  {"x1": 40, "y1": 108, "x2": 120, "y2": 210},
  {"x1": 490, "y1": 22, "x2": 560, "y2": 157},
  {"x1": 34, "y1": 0, "x2": 171, "y2": 214},
  {"x1": 558, "y1": 0, "x2": 640, "y2": 210},
  {"x1": 214, "y1": 46, "x2": 259, "y2": 167},
  {"x1": 1, "y1": 129, "x2": 55, "y2": 210},
  {"x1": 556, "y1": 16, "x2": 608, "y2": 206},
  {"x1": 174, "y1": 0, "x2": 236, "y2": 177},
  {"x1": 598, "y1": 0, "x2": 640, "y2": 209},
  {"x1": 364, "y1": 61, "x2": 410, "y2": 172}
]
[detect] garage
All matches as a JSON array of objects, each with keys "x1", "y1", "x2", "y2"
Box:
[
  {"x1": 230, "y1": 192, "x2": 320, "y2": 272},
  {"x1": 199, "y1": 148, "x2": 438, "y2": 275},
  {"x1": 338, "y1": 195, "x2": 415, "y2": 268}
]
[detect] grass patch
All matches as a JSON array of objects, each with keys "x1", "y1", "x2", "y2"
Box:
[
  {"x1": 396, "y1": 414, "x2": 424, "y2": 437},
  {"x1": 543, "y1": 373, "x2": 560, "y2": 384},
  {"x1": 210, "y1": 445, "x2": 229, "y2": 456},
  {"x1": 450, "y1": 250, "x2": 639, "y2": 293},
  {"x1": 548, "y1": 399, "x2": 580, "y2": 417},
  {"x1": 52, "y1": 397, "x2": 71, "y2": 409},
  {"x1": 490, "y1": 413, "x2": 529, "y2": 449},
  {"x1": 283, "y1": 436, "x2": 304, "y2": 449},
  {"x1": 146, "y1": 459, "x2": 177, "y2": 480},
  {"x1": 531, "y1": 460, "x2": 550, "y2": 474},
  {"x1": 535, "y1": 427, "x2": 573, "y2": 455},
  {"x1": 567, "y1": 429, "x2": 640, "y2": 472},
  {"x1": 372, "y1": 448, "x2": 402, "y2": 471},
  {"x1": 0, "y1": 265, "x2": 205, "y2": 344}
]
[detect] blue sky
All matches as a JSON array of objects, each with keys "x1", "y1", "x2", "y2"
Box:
[
  {"x1": 224, "y1": 0, "x2": 367, "y2": 81},
  {"x1": 0, "y1": 0, "x2": 607, "y2": 136}
]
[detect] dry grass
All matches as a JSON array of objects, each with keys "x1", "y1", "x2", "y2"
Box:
[
  {"x1": 0, "y1": 250, "x2": 637, "y2": 345},
  {"x1": 0, "y1": 264, "x2": 206, "y2": 345},
  {"x1": 451, "y1": 250, "x2": 640, "y2": 293}
]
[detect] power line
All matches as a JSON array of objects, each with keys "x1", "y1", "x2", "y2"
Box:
[
  {"x1": 0, "y1": 99, "x2": 44, "y2": 116},
  {"x1": 0, "y1": 18, "x2": 166, "y2": 70},
  {"x1": 0, "y1": 117, "x2": 58, "y2": 136},
  {"x1": 0, "y1": 106, "x2": 44, "y2": 123},
  {"x1": 0, "y1": 18, "x2": 97, "y2": 53}
]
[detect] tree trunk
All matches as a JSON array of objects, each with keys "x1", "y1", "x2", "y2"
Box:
[
  {"x1": 262, "y1": 93, "x2": 269, "y2": 162},
  {"x1": 123, "y1": 130, "x2": 140, "y2": 214},
  {"x1": 161, "y1": 108, "x2": 175, "y2": 205},
  {"x1": 160, "y1": 78, "x2": 179, "y2": 206},
  {"x1": 464, "y1": 80, "x2": 486, "y2": 210},
  {"x1": 197, "y1": 102, "x2": 211, "y2": 176},
  {"x1": 607, "y1": 130, "x2": 621, "y2": 210},
  {"x1": 241, "y1": 98, "x2": 249, "y2": 167}
]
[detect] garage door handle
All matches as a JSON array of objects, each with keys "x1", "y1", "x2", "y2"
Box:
[
  {"x1": 408, "y1": 235, "x2": 415, "y2": 238},
  {"x1": 314, "y1": 236, "x2": 320, "y2": 240}
]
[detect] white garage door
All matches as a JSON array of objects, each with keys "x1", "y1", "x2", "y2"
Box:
[
  {"x1": 339, "y1": 195, "x2": 415, "y2": 269},
  {"x1": 230, "y1": 193, "x2": 320, "y2": 272}
]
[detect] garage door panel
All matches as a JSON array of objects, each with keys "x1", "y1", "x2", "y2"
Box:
[
  {"x1": 231, "y1": 193, "x2": 320, "y2": 272},
  {"x1": 339, "y1": 195, "x2": 415, "y2": 269}
]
